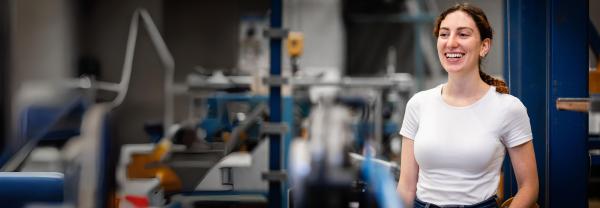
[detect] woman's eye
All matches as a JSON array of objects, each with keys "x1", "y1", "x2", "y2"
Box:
[
  {"x1": 459, "y1": 33, "x2": 470, "y2": 38},
  {"x1": 439, "y1": 33, "x2": 449, "y2": 38}
]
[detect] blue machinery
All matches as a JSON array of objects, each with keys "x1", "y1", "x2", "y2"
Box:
[
  {"x1": 504, "y1": 0, "x2": 588, "y2": 207},
  {"x1": 0, "y1": 97, "x2": 87, "y2": 207}
]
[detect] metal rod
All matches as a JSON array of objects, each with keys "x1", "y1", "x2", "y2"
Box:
[
  {"x1": 114, "y1": 8, "x2": 175, "y2": 130},
  {"x1": 374, "y1": 90, "x2": 383, "y2": 154}
]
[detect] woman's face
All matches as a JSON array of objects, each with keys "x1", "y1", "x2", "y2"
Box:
[{"x1": 437, "y1": 11, "x2": 490, "y2": 74}]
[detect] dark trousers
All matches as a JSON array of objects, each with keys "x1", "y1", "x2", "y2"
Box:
[{"x1": 414, "y1": 195, "x2": 499, "y2": 208}]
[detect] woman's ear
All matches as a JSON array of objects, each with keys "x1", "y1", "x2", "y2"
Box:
[{"x1": 480, "y1": 38, "x2": 491, "y2": 57}]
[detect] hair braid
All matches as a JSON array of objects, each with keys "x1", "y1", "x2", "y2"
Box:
[{"x1": 479, "y1": 70, "x2": 509, "y2": 94}]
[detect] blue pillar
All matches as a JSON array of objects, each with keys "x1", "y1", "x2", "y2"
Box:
[
  {"x1": 505, "y1": 0, "x2": 589, "y2": 207},
  {"x1": 269, "y1": 0, "x2": 283, "y2": 207},
  {"x1": 504, "y1": 1, "x2": 547, "y2": 206},
  {"x1": 547, "y1": 0, "x2": 589, "y2": 207}
]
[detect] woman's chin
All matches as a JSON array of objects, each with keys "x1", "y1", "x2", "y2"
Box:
[{"x1": 443, "y1": 66, "x2": 465, "y2": 73}]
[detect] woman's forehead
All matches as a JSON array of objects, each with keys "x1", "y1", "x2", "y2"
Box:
[{"x1": 440, "y1": 11, "x2": 477, "y2": 30}]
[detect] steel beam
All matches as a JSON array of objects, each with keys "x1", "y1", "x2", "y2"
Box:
[{"x1": 269, "y1": 0, "x2": 283, "y2": 207}]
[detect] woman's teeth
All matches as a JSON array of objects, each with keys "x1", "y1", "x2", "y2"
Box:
[{"x1": 446, "y1": 53, "x2": 464, "y2": 58}]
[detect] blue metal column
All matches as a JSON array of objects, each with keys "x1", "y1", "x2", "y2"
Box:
[
  {"x1": 269, "y1": 0, "x2": 283, "y2": 207},
  {"x1": 506, "y1": 0, "x2": 589, "y2": 207},
  {"x1": 547, "y1": 0, "x2": 589, "y2": 207},
  {"x1": 504, "y1": 1, "x2": 547, "y2": 206}
]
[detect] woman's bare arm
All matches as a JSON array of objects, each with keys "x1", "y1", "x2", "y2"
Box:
[
  {"x1": 397, "y1": 137, "x2": 419, "y2": 207},
  {"x1": 507, "y1": 140, "x2": 539, "y2": 208}
]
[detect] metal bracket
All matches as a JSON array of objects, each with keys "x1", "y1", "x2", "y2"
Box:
[
  {"x1": 556, "y1": 97, "x2": 589, "y2": 113},
  {"x1": 261, "y1": 122, "x2": 288, "y2": 135},
  {"x1": 263, "y1": 28, "x2": 289, "y2": 39},
  {"x1": 262, "y1": 76, "x2": 289, "y2": 86},
  {"x1": 262, "y1": 171, "x2": 287, "y2": 182}
]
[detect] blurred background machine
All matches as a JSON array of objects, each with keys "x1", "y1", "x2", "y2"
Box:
[{"x1": 0, "y1": 1, "x2": 417, "y2": 207}]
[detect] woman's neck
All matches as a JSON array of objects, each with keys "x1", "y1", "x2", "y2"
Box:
[{"x1": 442, "y1": 69, "x2": 490, "y2": 106}]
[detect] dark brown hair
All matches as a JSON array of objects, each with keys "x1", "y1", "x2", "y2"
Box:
[{"x1": 433, "y1": 3, "x2": 509, "y2": 94}]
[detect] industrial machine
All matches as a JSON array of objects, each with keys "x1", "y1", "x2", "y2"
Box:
[
  {"x1": 0, "y1": 4, "x2": 415, "y2": 207},
  {"x1": 117, "y1": 77, "x2": 412, "y2": 207},
  {"x1": 112, "y1": 30, "x2": 415, "y2": 205},
  {"x1": 109, "y1": 5, "x2": 415, "y2": 206}
]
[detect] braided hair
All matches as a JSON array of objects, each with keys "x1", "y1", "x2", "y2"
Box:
[{"x1": 433, "y1": 3, "x2": 509, "y2": 94}]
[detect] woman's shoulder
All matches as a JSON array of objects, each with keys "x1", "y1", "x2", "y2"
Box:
[
  {"x1": 409, "y1": 84, "x2": 442, "y2": 102},
  {"x1": 492, "y1": 91, "x2": 527, "y2": 111}
]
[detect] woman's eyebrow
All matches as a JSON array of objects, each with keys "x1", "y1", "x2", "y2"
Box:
[
  {"x1": 456, "y1": 27, "x2": 474, "y2": 32},
  {"x1": 439, "y1": 27, "x2": 473, "y2": 32}
]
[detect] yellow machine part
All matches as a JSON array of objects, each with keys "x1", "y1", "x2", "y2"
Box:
[
  {"x1": 287, "y1": 32, "x2": 304, "y2": 57},
  {"x1": 127, "y1": 139, "x2": 182, "y2": 192},
  {"x1": 154, "y1": 167, "x2": 182, "y2": 192}
]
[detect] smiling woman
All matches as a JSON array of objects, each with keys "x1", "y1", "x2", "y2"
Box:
[
  {"x1": 396, "y1": 3, "x2": 539, "y2": 208},
  {"x1": 433, "y1": 4, "x2": 508, "y2": 95}
]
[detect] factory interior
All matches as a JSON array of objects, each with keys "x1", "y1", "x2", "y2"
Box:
[{"x1": 0, "y1": 0, "x2": 598, "y2": 207}]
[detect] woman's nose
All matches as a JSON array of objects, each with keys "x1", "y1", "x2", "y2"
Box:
[{"x1": 447, "y1": 35, "x2": 459, "y2": 48}]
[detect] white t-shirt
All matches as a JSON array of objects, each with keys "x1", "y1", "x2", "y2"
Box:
[{"x1": 399, "y1": 84, "x2": 532, "y2": 205}]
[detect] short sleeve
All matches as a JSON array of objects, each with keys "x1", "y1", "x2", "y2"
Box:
[
  {"x1": 399, "y1": 93, "x2": 421, "y2": 140},
  {"x1": 501, "y1": 98, "x2": 533, "y2": 148}
]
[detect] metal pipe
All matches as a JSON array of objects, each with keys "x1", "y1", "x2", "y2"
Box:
[{"x1": 113, "y1": 8, "x2": 175, "y2": 130}]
